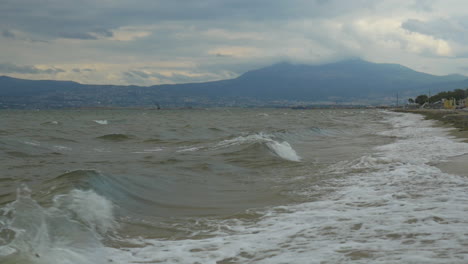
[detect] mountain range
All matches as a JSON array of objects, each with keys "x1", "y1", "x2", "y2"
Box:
[{"x1": 1, "y1": 59, "x2": 468, "y2": 109}]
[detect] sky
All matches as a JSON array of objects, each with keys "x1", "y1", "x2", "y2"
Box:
[{"x1": 2, "y1": 0, "x2": 468, "y2": 85}]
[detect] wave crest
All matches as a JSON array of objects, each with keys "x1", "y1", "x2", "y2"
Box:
[{"x1": 216, "y1": 133, "x2": 301, "y2": 162}]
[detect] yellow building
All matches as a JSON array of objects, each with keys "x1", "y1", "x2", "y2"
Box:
[{"x1": 443, "y1": 98, "x2": 456, "y2": 109}]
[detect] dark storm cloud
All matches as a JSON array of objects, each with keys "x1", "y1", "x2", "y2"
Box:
[
  {"x1": 59, "y1": 32, "x2": 98, "y2": 40},
  {"x1": 3, "y1": 0, "x2": 467, "y2": 84},
  {"x1": 57, "y1": 29, "x2": 112, "y2": 40},
  {"x1": 72, "y1": 68, "x2": 94, "y2": 73},
  {"x1": 127, "y1": 70, "x2": 151, "y2": 79},
  {"x1": 2, "y1": 29, "x2": 15, "y2": 38},
  {"x1": 0, "y1": 0, "x2": 121, "y2": 39},
  {"x1": 402, "y1": 18, "x2": 468, "y2": 43},
  {"x1": 0, "y1": 0, "x2": 377, "y2": 40},
  {"x1": 167, "y1": 72, "x2": 220, "y2": 83},
  {"x1": 123, "y1": 69, "x2": 227, "y2": 84},
  {"x1": 0, "y1": 63, "x2": 64, "y2": 74},
  {"x1": 124, "y1": 71, "x2": 164, "y2": 81}
]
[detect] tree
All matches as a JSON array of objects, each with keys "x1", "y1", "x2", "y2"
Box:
[
  {"x1": 415, "y1": 94, "x2": 428, "y2": 105},
  {"x1": 408, "y1": 98, "x2": 414, "y2": 104},
  {"x1": 453, "y1": 89, "x2": 466, "y2": 100}
]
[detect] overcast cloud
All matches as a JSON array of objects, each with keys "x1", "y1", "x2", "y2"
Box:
[{"x1": 1, "y1": 0, "x2": 468, "y2": 85}]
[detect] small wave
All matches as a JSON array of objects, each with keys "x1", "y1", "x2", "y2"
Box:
[
  {"x1": 216, "y1": 133, "x2": 301, "y2": 162},
  {"x1": 48, "y1": 137, "x2": 78, "y2": 143},
  {"x1": 6, "y1": 151, "x2": 34, "y2": 158},
  {"x1": 23, "y1": 141, "x2": 40, "y2": 146},
  {"x1": 177, "y1": 147, "x2": 201, "y2": 153},
  {"x1": 39, "y1": 170, "x2": 101, "y2": 197},
  {"x1": 93, "y1": 120, "x2": 108, "y2": 125},
  {"x1": 143, "y1": 138, "x2": 163, "y2": 143},
  {"x1": 41, "y1": 121, "x2": 60, "y2": 125},
  {"x1": 144, "y1": 147, "x2": 163, "y2": 152},
  {"x1": 94, "y1": 148, "x2": 112, "y2": 153},
  {"x1": 52, "y1": 145, "x2": 72, "y2": 151},
  {"x1": 132, "y1": 147, "x2": 164, "y2": 154},
  {"x1": 96, "y1": 134, "x2": 133, "y2": 141}
]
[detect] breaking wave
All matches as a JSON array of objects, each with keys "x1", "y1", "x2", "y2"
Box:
[
  {"x1": 93, "y1": 120, "x2": 108, "y2": 125},
  {"x1": 215, "y1": 133, "x2": 301, "y2": 162},
  {"x1": 0, "y1": 186, "x2": 118, "y2": 264}
]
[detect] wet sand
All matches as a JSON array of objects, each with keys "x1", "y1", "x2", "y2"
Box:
[{"x1": 396, "y1": 108, "x2": 468, "y2": 177}]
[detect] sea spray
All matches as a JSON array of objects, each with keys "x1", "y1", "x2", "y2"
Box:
[{"x1": 53, "y1": 189, "x2": 117, "y2": 234}]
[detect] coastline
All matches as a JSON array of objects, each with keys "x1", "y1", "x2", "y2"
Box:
[
  {"x1": 395, "y1": 109, "x2": 468, "y2": 142},
  {"x1": 395, "y1": 108, "x2": 468, "y2": 177}
]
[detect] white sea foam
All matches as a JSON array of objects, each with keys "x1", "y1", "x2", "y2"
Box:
[
  {"x1": 112, "y1": 111, "x2": 468, "y2": 263},
  {"x1": 177, "y1": 147, "x2": 200, "y2": 152},
  {"x1": 133, "y1": 147, "x2": 164, "y2": 154},
  {"x1": 93, "y1": 148, "x2": 111, "y2": 153},
  {"x1": 93, "y1": 120, "x2": 108, "y2": 125},
  {"x1": 53, "y1": 145, "x2": 72, "y2": 151},
  {"x1": 376, "y1": 112, "x2": 468, "y2": 164},
  {"x1": 41, "y1": 121, "x2": 59, "y2": 125},
  {"x1": 143, "y1": 147, "x2": 164, "y2": 152},
  {"x1": 24, "y1": 141, "x2": 40, "y2": 146},
  {"x1": 53, "y1": 189, "x2": 117, "y2": 234}
]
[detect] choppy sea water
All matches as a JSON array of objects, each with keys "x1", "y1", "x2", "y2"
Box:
[{"x1": 1, "y1": 108, "x2": 468, "y2": 263}]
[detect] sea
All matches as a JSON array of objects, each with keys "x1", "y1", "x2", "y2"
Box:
[{"x1": 1, "y1": 108, "x2": 468, "y2": 264}]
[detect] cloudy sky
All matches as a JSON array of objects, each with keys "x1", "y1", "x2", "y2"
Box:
[{"x1": 2, "y1": 0, "x2": 468, "y2": 85}]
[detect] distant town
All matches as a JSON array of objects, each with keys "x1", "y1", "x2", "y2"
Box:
[{"x1": 406, "y1": 88, "x2": 468, "y2": 110}]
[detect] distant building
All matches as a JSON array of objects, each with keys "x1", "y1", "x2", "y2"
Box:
[
  {"x1": 443, "y1": 98, "x2": 456, "y2": 109},
  {"x1": 442, "y1": 97, "x2": 468, "y2": 109},
  {"x1": 458, "y1": 98, "x2": 468, "y2": 108}
]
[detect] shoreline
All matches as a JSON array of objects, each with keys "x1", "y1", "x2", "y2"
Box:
[
  {"x1": 395, "y1": 108, "x2": 468, "y2": 177},
  {"x1": 395, "y1": 108, "x2": 468, "y2": 142}
]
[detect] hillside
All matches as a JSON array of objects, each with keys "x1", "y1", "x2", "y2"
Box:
[{"x1": 151, "y1": 60, "x2": 468, "y2": 103}]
